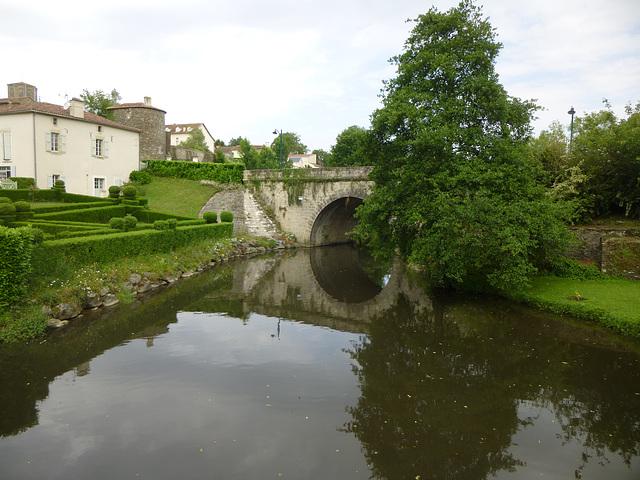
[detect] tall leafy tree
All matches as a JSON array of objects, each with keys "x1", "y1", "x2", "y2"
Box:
[
  {"x1": 270, "y1": 132, "x2": 307, "y2": 167},
  {"x1": 326, "y1": 125, "x2": 371, "y2": 167},
  {"x1": 354, "y1": 0, "x2": 570, "y2": 291},
  {"x1": 79, "y1": 88, "x2": 121, "y2": 120}
]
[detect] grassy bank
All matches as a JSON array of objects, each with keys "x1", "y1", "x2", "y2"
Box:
[{"x1": 510, "y1": 276, "x2": 640, "y2": 338}]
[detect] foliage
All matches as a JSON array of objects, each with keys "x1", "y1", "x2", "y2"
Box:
[
  {"x1": 214, "y1": 149, "x2": 227, "y2": 163},
  {"x1": 0, "y1": 226, "x2": 38, "y2": 307},
  {"x1": 129, "y1": 170, "x2": 152, "y2": 184},
  {"x1": 11, "y1": 177, "x2": 35, "y2": 189},
  {"x1": 312, "y1": 149, "x2": 329, "y2": 166},
  {"x1": 79, "y1": 88, "x2": 122, "y2": 120},
  {"x1": 108, "y1": 185, "x2": 122, "y2": 199},
  {"x1": 0, "y1": 197, "x2": 11, "y2": 204},
  {"x1": 270, "y1": 132, "x2": 307, "y2": 166},
  {"x1": 109, "y1": 217, "x2": 126, "y2": 230},
  {"x1": 122, "y1": 185, "x2": 137, "y2": 199},
  {"x1": 353, "y1": 0, "x2": 570, "y2": 291},
  {"x1": 326, "y1": 125, "x2": 371, "y2": 167},
  {"x1": 220, "y1": 211, "x2": 234, "y2": 223},
  {"x1": 203, "y1": 211, "x2": 218, "y2": 223},
  {"x1": 36, "y1": 205, "x2": 126, "y2": 223},
  {"x1": 240, "y1": 141, "x2": 280, "y2": 170},
  {"x1": 179, "y1": 128, "x2": 211, "y2": 152},
  {"x1": 144, "y1": 160, "x2": 244, "y2": 183},
  {"x1": 228, "y1": 136, "x2": 248, "y2": 146},
  {"x1": 30, "y1": 223, "x2": 233, "y2": 277}
]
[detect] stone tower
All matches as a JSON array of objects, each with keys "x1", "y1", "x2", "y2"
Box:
[
  {"x1": 7, "y1": 82, "x2": 38, "y2": 101},
  {"x1": 108, "y1": 97, "x2": 166, "y2": 160}
]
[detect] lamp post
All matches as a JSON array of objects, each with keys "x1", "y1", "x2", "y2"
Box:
[
  {"x1": 568, "y1": 106, "x2": 576, "y2": 150},
  {"x1": 273, "y1": 129, "x2": 283, "y2": 169}
]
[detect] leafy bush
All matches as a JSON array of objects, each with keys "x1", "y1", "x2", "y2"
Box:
[
  {"x1": 0, "y1": 197, "x2": 11, "y2": 204},
  {"x1": 220, "y1": 211, "x2": 234, "y2": 223},
  {"x1": 0, "y1": 203, "x2": 17, "y2": 223},
  {"x1": 12, "y1": 177, "x2": 35, "y2": 189},
  {"x1": 132, "y1": 209, "x2": 196, "y2": 223},
  {"x1": 153, "y1": 220, "x2": 170, "y2": 230},
  {"x1": 167, "y1": 218, "x2": 177, "y2": 229},
  {"x1": 144, "y1": 159, "x2": 244, "y2": 183},
  {"x1": 122, "y1": 185, "x2": 138, "y2": 199},
  {"x1": 203, "y1": 211, "x2": 217, "y2": 223},
  {"x1": 53, "y1": 180, "x2": 66, "y2": 201},
  {"x1": 30, "y1": 223, "x2": 233, "y2": 276},
  {"x1": 0, "y1": 226, "x2": 37, "y2": 307},
  {"x1": 13, "y1": 201, "x2": 30, "y2": 212},
  {"x1": 129, "y1": 170, "x2": 152, "y2": 184},
  {"x1": 108, "y1": 185, "x2": 122, "y2": 199},
  {"x1": 109, "y1": 217, "x2": 126, "y2": 230},
  {"x1": 36, "y1": 205, "x2": 126, "y2": 223},
  {"x1": 124, "y1": 214, "x2": 138, "y2": 231}
]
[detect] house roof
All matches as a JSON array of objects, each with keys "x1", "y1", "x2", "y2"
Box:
[
  {"x1": 165, "y1": 123, "x2": 214, "y2": 141},
  {"x1": 216, "y1": 145, "x2": 241, "y2": 153},
  {"x1": 0, "y1": 96, "x2": 141, "y2": 132},
  {"x1": 108, "y1": 102, "x2": 166, "y2": 113}
]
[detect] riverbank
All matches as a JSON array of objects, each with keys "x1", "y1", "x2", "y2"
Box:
[
  {"x1": 509, "y1": 275, "x2": 640, "y2": 339},
  {"x1": 0, "y1": 234, "x2": 297, "y2": 343}
]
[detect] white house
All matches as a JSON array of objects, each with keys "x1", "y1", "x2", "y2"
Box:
[
  {"x1": 289, "y1": 153, "x2": 319, "y2": 169},
  {"x1": 0, "y1": 82, "x2": 141, "y2": 197},
  {"x1": 165, "y1": 123, "x2": 215, "y2": 152}
]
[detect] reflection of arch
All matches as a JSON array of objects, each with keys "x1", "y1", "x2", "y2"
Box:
[
  {"x1": 309, "y1": 193, "x2": 365, "y2": 246},
  {"x1": 310, "y1": 246, "x2": 382, "y2": 303}
]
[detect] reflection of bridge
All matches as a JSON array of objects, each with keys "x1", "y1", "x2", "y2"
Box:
[
  {"x1": 244, "y1": 167, "x2": 374, "y2": 246},
  {"x1": 195, "y1": 247, "x2": 434, "y2": 333}
]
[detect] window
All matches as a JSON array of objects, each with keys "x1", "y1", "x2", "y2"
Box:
[
  {"x1": 93, "y1": 177, "x2": 106, "y2": 196},
  {"x1": 45, "y1": 132, "x2": 66, "y2": 153},
  {"x1": 98, "y1": 126, "x2": 102, "y2": 133},
  {"x1": 53, "y1": 118, "x2": 58, "y2": 125},
  {"x1": 91, "y1": 138, "x2": 108, "y2": 158},
  {"x1": 1, "y1": 132, "x2": 11, "y2": 160},
  {"x1": 47, "y1": 174, "x2": 65, "y2": 188},
  {"x1": 0, "y1": 166, "x2": 12, "y2": 179}
]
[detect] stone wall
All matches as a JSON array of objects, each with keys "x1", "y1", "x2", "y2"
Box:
[
  {"x1": 169, "y1": 146, "x2": 214, "y2": 163},
  {"x1": 244, "y1": 166, "x2": 373, "y2": 182},
  {"x1": 569, "y1": 227, "x2": 640, "y2": 279},
  {"x1": 112, "y1": 106, "x2": 166, "y2": 160}
]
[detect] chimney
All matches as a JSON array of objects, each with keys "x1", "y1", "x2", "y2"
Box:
[
  {"x1": 69, "y1": 98, "x2": 85, "y2": 118},
  {"x1": 144, "y1": 96, "x2": 152, "y2": 106}
]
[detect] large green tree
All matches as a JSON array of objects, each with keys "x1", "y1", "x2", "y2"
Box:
[
  {"x1": 270, "y1": 132, "x2": 307, "y2": 167},
  {"x1": 326, "y1": 125, "x2": 371, "y2": 167},
  {"x1": 354, "y1": 0, "x2": 570, "y2": 291},
  {"x1": 79, "y1": 88, "x2": 121, "y2": 120}
]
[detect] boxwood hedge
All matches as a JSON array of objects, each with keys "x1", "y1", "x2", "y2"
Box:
[{"x1": 144, "y1": 160, "x2": 244, "y2": 183}]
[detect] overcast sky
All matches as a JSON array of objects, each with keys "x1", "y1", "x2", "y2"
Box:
[{"x1": 2, "y1": 0, "x2": 639, "y2": 151}]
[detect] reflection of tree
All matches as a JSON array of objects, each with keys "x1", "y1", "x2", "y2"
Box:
[
  {"x1": 344, "y1": 290, "x2": 640, "y2": 479},
  {"x1": 343, "y1": 294, "x2": 525, "y2": 480}
]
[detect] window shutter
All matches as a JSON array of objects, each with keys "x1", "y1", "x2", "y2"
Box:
[
  {"x1": 104, "y1": 141, "x2": 109, "y2": 158},
  {"x1": 61, "y1": 134, "x2": 67, "y2": 153},
  {"x1": 47, "y1": 175, "x2": 53, "y2": 188},
  {"x1": 10, "y1": 166, "x2": 16, "y2": 177},
  {"x1": 2, "y1": 133, "x2": 11, "y2": 160},
  {"x1": 91, "y1": 139, "x2": 96, "y2": 157},
  {"x1": 45, "y1": 132, "x2": 52, "y2": 152}
]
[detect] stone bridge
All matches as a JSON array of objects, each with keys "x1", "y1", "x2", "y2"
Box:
[{"x1": 243, "y1": 166, "x2": 374, "y2": 246}]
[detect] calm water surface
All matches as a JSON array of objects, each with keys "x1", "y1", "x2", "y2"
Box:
[{"x1": 1, "y1": 246, "x2": 639, "y2": 480}]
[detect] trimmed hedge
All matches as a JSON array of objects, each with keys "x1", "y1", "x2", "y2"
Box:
[
  {"x1": 0, "y1": 190, "x2": 118, "y2": 203},
  {"x1": 203, "y1": 211, "x2": 217, "y2": 224},
  {"x1": 144, "y1": 160, "x2": 244, "y2": 183},
  {"x1": 10, "y1": 220, "x2": 108, "y2": 234},
  {"x1": 35, "y1": 205, "x2": 126, "y2": 223},
  {"x1": 131, "y1": 209, "x2": 197, "y2": 223},
  {"x1": 220, "y1": 211, "x2": 234, "y2": 223},
  {"x1": 30, "y1": 223, "x2": 233, "y2": 275},
  {"x1": 31, "y1": 202, "x2": 115, "y2": 214},
  {"x1": 12, "y1": 177, "x2": 35, "y2": 189},
  {"x1": 0, "y1": 226, "x2": 37, "y2": 307}
]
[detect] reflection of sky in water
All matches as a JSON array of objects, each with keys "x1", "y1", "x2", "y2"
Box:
[{"x1": 0, "y1": 314, "x2": 371, "y2": 480}]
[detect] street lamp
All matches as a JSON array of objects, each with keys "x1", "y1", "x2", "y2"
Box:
[
  {"x1": 568, "y1": 106, "x2": 576, "y2": 150},
  {"x1": 273, "y1": 129, "x2": 283, "y2": 169}
]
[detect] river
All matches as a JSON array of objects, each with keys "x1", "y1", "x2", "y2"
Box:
[{"x1": 1, "y1": 245, "x2": 639, "y2": 480}]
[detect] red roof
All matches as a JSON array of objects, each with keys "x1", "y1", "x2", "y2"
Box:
[
  {"x1": 108, "y1": 102, "x2": 166, "y2": 113},
  {"x1": 0, "y1": 96, "x2": 141, "y2": 132}
]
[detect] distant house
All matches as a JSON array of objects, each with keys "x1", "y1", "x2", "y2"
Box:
[
  {"x1": 165, "y1": 123, "x2": 215, "y2": 153},
  {"x1": 0, "y1": 82, "x2": 141, "y2": 197},
  {"x1": 216, "y1": 144, "x2": 265, "y2": 162},
  {"x1": 289, "y1": 153, "x2": 319, "y2": 169}
]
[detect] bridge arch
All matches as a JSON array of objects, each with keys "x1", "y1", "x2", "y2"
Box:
[{"x1": 309, "y1": 190, "x2": 366, "y2": 246}]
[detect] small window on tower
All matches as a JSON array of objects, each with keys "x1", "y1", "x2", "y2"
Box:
[
  {"x1": 98, "y1": 126, "x2": 102, "y2": 133},
  {"x1": 53, "y1": 118, "x2": 58, "y2": 125}
]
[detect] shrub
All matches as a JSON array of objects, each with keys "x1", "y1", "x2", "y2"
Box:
[
  {"x1": 122, "y1": 185, "x2": 138, "y2": 199},
  {"x1": 153, "y1": 220, "x2": 170, "y2": 230},
  {"x1": 53, "y1": 180, "x2": 66, "y2": 201},
  {"x1": 203, "y1": 211, "x2": 217, "y2": 223},
  {"x1": 13, "y1": 201, "x2": 31, "y2": 213},
  {"x1": 12, "y1": 177, "x2": 35, "y2": 189},
  {"x1": 167, "y1": 218, "x2": 177, "y2": 229},
  {"x1": 0, "y1": 226, "x2": 37, "y2": 307},
  {"x1": 108, "y1": 185, "x2": 122, "y2": 199},
  {"x1": 0, "y1": 203, "x2": 17, "y2": 223},
  {"x1": 0, "y1": 197, "x2": 12, "y2": 204},
  {"x1": 220, "y1": 211, "x2": 234, "y2": 223},
  {"x1": 36, "y1": 205, "x2": 126, "y2": 223},
  {"x1": 110, "y1": 217, "x2": 126, "y2": 230},
  {"x1": 124, "y1": 214, "x2": 138, "y2": 231},
  {"x1": 132, "y1": 209, "x2": 196, "y2": 223},
  {"x1": 144, "y1": 159, "x2": 244, "y2": 183},
  {"x1": 129, "y1": 170, "x2": 152, "y2": 184}
]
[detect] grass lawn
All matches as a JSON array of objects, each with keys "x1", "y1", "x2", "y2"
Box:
[
  {"x1": 133, "y1": 177, "x2": 224, "y2": 217},
  {"x1": 513, "y1": 276, "x2": 640, "y2": 338}
]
